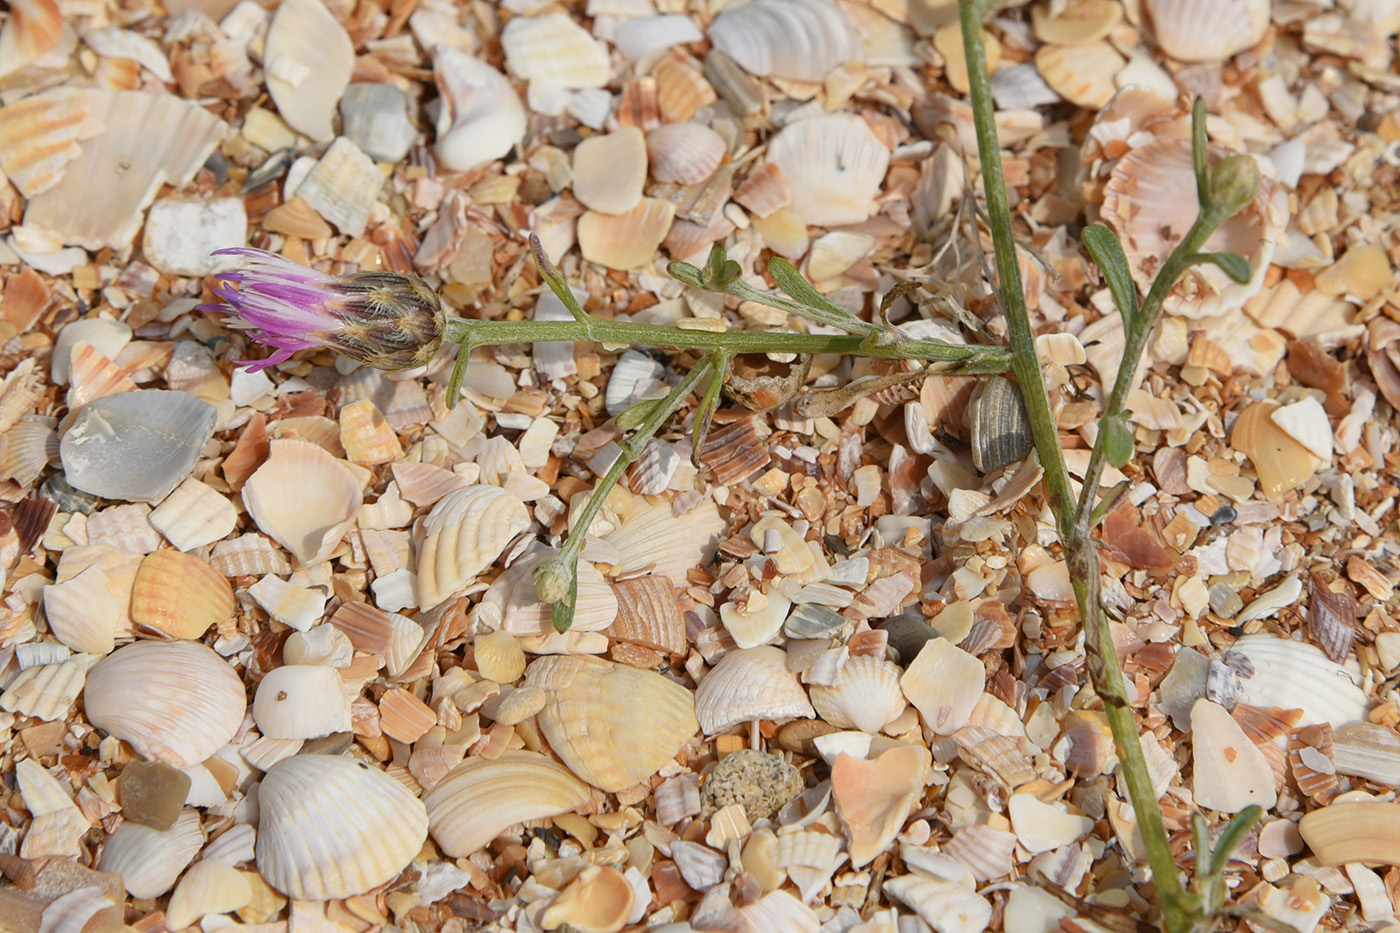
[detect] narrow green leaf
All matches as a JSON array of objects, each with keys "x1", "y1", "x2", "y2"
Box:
[
  {"x1": 1187, "y1": 251, "x2": 1252, "y2": 284},
  {"x1": 1102, "y1": 412, "x2": 1134, "y2": 468},
  {"x1": 1082, "y1": 224, "x2": 1139, "y2": 326},
  {"x1": 1192, "y1": 97, "x2": 1209, "y2": 208},
  {"x1": 615, "y1": 396, "x2": 667, "y2": 431},
  {"x1": 1207, "y1": 805, "x2": 1263, "y2": 878},
  {"x1": 445, "y1": 340, "x2": 474, "y2": 410},
  {"x1": 690, "y1": 356, "x2": 726, "y2": 467},
  {"x1": 551, "y1": 571, "x2": 579, "y2": 633},
  {"x1": 530, "y1": 233, "x2": 590, "y2": 323},
  {"x1": 667, "y1": 260, "x2": 704, "y2": 289},
  {"x1": 705, "y1": 244, "x2": 742, "y2": 288},
  {"x1": 768, "y1": 258, "x2": 869, "y2": 330}
]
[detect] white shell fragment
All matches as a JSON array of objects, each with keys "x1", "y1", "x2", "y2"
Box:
[
  {"x1": 263, "y1": 0, "x2": 354, "y2": 141},
  {"x1": 502, "y1": 12, "x2": 610, "y2": 89},
  {"x1": 1228, "y1": 635, "x2": 1368, "y2": 728},
  {"x1": 416, "y1": 485, "x2": 530, "y2": 608},
  {"x1": 765, "y1": 114, "x2": 890, "y2": 227},
  {"x1": 424, "y1": 751, "x2": 591, "y2": 857},
  {"x1": 433, "y1": 47, "x2": 527, "y2": 173},
  {"x1": 1191, "y1": 698, "x2": 1277, "y2": 813},
  {"x1": 708, "y1": 0, "x2": 863, "y2": 83},
  {"x1": 98, "y1": 810, "x2": 204, "y2": 899},
  {"x1": 253, "y1": 665, "x2": 352, "y2": 739},
  {"x1": 694, "y1": 645, "x2": 815, "y2": 734},
  {"x1": 243, "y1": 439, "x2": 363, "y2": 566}
]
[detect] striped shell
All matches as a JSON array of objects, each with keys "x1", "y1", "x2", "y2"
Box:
[
  {"x1": 810, "y1": 656, "x2": 908, "y2": 733},
  {"x1": 423, "y1": 751, "x2": 591, "y2": 857},
  {"x1": 415, "y1": 485, "x2": 530, "y2": 609}
]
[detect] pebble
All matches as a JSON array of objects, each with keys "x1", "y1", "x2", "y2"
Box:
[
  {"x1": 700, "y1": 748, "x2": 803, "y2": 822},
  {"x1": 142, "y1": 197, "x2": 247, "y2": 276}
]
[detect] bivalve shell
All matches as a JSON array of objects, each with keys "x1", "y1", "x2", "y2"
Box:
[
  {"x1": 694, "y1": 645, "x2": 815, "y2": 735},
  {"x1": 164, "y1": 859, "x2": 252, "y2": 931},
  {"x1": 263, "y1": 0, "x2": 353, "y2": 141},
  {"x1": 130, "y1": 550, "x2": 234, "y2": 640},
  {"x1": 901, "y1": 638, "x2": 985, "y2": 736},
  {"x1": 242, "y1": 439, "x2": 363, "y2": 566},
  {"x1": 540, "y1": 865, "x2": 634, "y2": 933},
  {"x1": 501, "y1": 12, "x2": 610, "y2": 89},
  {"x1": 1145, "y1": 0, "x2": 1269, "y2": 63},
  {"x1": 707, "y1": 0, "x2": 863, "y2": 83},
  {"x1": 647, "y1": 123, "x2": 726, "y2": 185},
  {"x1": 256, "y1": 754, "x2": 428, "y2": 899},
  {"x1": 98, "y1": 809, "x2": 204, "y2": 899},
  {"x1": 832, "y1": 745, "x2": 931, "y2": 868},
  {"x1": 433, "y1": 46, "x2": 527, "y2": 173},
  {"x1": 578, "y1": 198, "x2": 676, "y2": 270},
  {"x1": 1298, "y1": 802, "x2": 1400, "y2": 868},
  {"x1": 810, "y1": 656, "x2": 907, "y2": 733},
  {"x1": 252, "y1": 665, "x2": 352, "y2": 740},
  {"x1": 416, "y1": 485, "x2": 530, "y2": 609},
  {"x1": 60, "y1": 390, "x2": 218, "y2": 502},
  {"x1": 765, "y1": 114, "x2": 889, "y2": 228},
  {"x1": 85, "y1": 640, "x2": 246, "y2": 768},
  {"x1": 574, "y1": 128, "x2": 647, "y2": 215},
  {"x1": 1228, "y1": 635, "x2": 1368, "y2": 729}
]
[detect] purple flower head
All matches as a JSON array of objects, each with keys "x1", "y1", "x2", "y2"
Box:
[{"x1": 201, "y1": 247, "x2": 446, "y2": 373}]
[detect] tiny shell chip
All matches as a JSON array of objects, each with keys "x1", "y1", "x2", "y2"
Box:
[
  {"x1": 1145, "y1": 0, "x2": 1269, "y2": 63},
  {"x1": 130, "y1": 549, "x2": 235, "y2": 639},
  {"x1": 85, "y1": 640, "x2": 247, "y2": 768},
  {"x1": 765, "y1": 114, "x2": 889, "y2": 227},
  {"x1": 694, "y1": 645, "x2": 815, "y2": 735},
  {"x1": 415, "y1": 485, "x2": 530, "y2": 609},
  {"x1": 423, "y1": 750, "x2": 591, "y2": 857},
  {"x1": 502, "y1": 11, "x2": 610, "y2": 89},
  {"x1": 708, "y1": 0, "x2": 864, "y2": 83},
  {"x1": 60, "y1": 390, "x2": 217, "y2": 502},
  {"x1": 256, "y1": 754, "x2": 428, "y2": 900},
  {"x1": 243, "y1": 439, "x2": 363, "y2": 566},
  {"x1": 263, "y1": 0, "x2": 353, "y2": 141},
  {"x1": 526, "y1": 655, "x2": 698, "y2": 792}
]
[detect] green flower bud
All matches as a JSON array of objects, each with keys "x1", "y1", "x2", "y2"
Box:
[
  {"x1": 1207, "y1": 154, "x2": 1262, "y2": 223},
  {"x1": 533, "y1": 557, "x2": 575, "y2": 604}
]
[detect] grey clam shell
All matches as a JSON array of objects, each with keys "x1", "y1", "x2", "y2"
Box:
[{"x1": 60, "y1": 390, "x2": 217, "y2": 501}]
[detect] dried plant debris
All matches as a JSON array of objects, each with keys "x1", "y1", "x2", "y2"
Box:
[{"x1": 0, "y1": 0, "x2": 1398, "y2": 932}]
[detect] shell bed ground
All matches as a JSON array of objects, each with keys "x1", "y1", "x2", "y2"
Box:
[{"x1": 0, "y1": 1, "x2": 1399, "y2": 932}]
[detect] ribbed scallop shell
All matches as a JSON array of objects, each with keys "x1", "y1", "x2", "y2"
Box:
[
  {"x1": 765, "y1": 114, "x2": 889, "y2": 227},
  {"x1": 256, "y1": 754, "x2": 428, "y2": 900},
  {"x1": 604, "y1": 499, "x2": 725, "y2": 583},
  {"x1": 84, "y1": 640, "x2": 246, "y2": 768},
  {"x1": 810, "y1": 656, "x2": 907, "y2": 734},
  {"x1": 263, "y1": 0, "x2": 352, "y2": 141},
  {"x1": 694, "y1": 645, "x2": 815, "y2": 735},
  {"x1": 0, "y1": 655, "x2": 87, "y2": 722},
  {"x1": 242, "y1": 438, "x2": 363, "y2": 566},
  {"x1": 1145, "y1": 0, "x2": 1269, "y2": 63},
  {"x1": 656, "y1": 52, "x2": 716, "y2": 123},
  {"x1": 526, "y1": 655, "x2": 698, "y2": 792},
  {"x1": 423, "y1": 750, "x2": 591, "y2": 857},
  {"x1": 98, "y1": 809, "x2": 204, "y2": 899},
  {"x1": 1228, "y1": 635, "x2": 1368, "y2": 729},
  {"x1": 0, "y1": 88, "x2": 100, "y2": 196},
  {"x1": 149, "y1": 477, "x2": 238, "y2": 552},
  {"x1": 0, "y1": 420, "x2": 56, "y2": 487},
  {"x1": 253, "y1": 665, "x2": 352, "y2": 740},
  {"x1": 1298, "y1": 802, "x2": 1400, "y2": 868},
  {"x1": 0, "y1": 0, "x2": 65, "y2": 80},
  {"x1": 707, "y1": 0, "x2": 863, "y2": 83},
  {"x1": 578, "y1": 198, "x2": 677, "y2": 271},
  {"x1": 648, "y1": 123, "x2": 726, "y2": 185},
  {"x1": 481, "y1": 548, "x2": 618, "y2": 636},
  {"x1": 130, "y1": 550, "x2": 234, "y2": 639},
  {"x1": 501, "y1": 11, "x2": 609, "y2": 89},
  {"x1": 415, "y1": 485, "x2": 530, "y2": 609}
]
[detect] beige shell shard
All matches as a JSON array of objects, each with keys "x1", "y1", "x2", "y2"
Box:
[
  {"x1": 252, "y1": 665, "x2": 352, "y2": 740},
  {"x1": 573, "y1": 128, "x2": 648, "y2": 214},
  {"x1": 540, "y1": 865, "x2": 635, "y2": 933},
  {"x1": 1299, "y1": 802, "x2": 1400, "y2": 868},
  {"x1": 149, "y1": 477, "x2": 238, "y2": 552},
  {"x1": 604, "y1": 498, "x2": 725, "y2": 583},
  {"x1": 16, "y1": 758, "x2": 89, "y2": 858},
  {"x1": 526, "y1": 655, "x2": 697, "y2": 792},
  {"x1": 647, "y1": 123, "x2": 726, "y2": 185},
  {"x1": 501, "y1": 11, "x2": 610, "y2": 89},
  {"x1": 263, "y1": 0, "x2": 353, "y2": 141},
  {"x1": 1033, "y1": 41, "x2": 1125, "y2": 109},
  {"x1": 84, "y1": 640, "x2": 247, "y2": 768},
  {"x1": 831, "y1": 745, "x2": 931, "y2": 867},
  {"x1": 164, "y1": 859, "x2": 252, "y2": 930},
  {"x1": 719, "y1": 588, "x2": 790, "y2": 649},
  {"x1": 1191, "y1": 698, "x2": 1277, "y2": 813},
  {"x1": 707, "y1": 0, "x2": 863, "y2": 83},
  {"x1": 130, "y1": 550, "x2": 234, "y2": 640},
  {"x1": 810, "y1": 656, "x2": 908, "y2": 734},
  {"x1": 578, "y1": 198, "x2": 677, "y2": 270},
  {"x1": 901, "y1": 638, "x2": 984, "y2": 736},
  {"x1": 1231, "y1": 401, "x2": 1323, "y2": 499},
  {"x1": 0, "y1": 654, "x2": 88, "y2": 722},
  {"x1": 1031, "y1": 0, "x2": 1122, "y2": 45},
  {"x1": 1144, "y1": 0, "x2": 1269, "y2": 63},
  {"x1": 43, "y1": 565, "x2": 121, "y2": 655},
  {"x1": 256, "y1": 754, "x2": 428, "y2": 899},
  {"x1": 0, "y1": 0, "x2": 65, "y2": 80},
  {"x1": 243, "y1": 439, "x2": 363, "y2": 566},
  {"x1": 1228, "y1": 635, "x2": 1368, "y2": 728},
  {"x1": 0, "y1": 87, "x2": 102, "y2": 197},
  {"x1": 884, "y1": 874, "x2": 991, "y2": 933},
  {"x1": 694, "y1": 645, "x2": 815, "y2": 735},
  {"x1": 424, "y1": 750, "x2": 591, "y2": 857},
  {"x1": 765, "y1": 114, "x2": 889, "y2": 227},
  {"x1": 98, "y1": 809, "x2": 204, "y2": 899},
  {"x1": 416, "y1": 485, "x2": 530, "y2": 609},
  {"x1": 433, "y1": 46, "x2": 527, "y2": 173}
]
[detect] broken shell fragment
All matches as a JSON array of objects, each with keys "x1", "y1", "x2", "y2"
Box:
[
  {"x1": 424, "y1": 750, "x2": 590, "y2": 857},
  {"x1": 243, "y1": 439, "x2": 363, "y2": 566},
  {"x1": 433, "y1": 47, "x2": 527, "y2": 173},
  {"x1": 60, "y1": 390, "x2": 218, "y2": 502},
  {"x1": 539, "y1": 865, "x2": 635, "y2": 933},
  {"x1": 501, "y1": 11, "x2": 610, "y2": 89},
  {"x1": 98, "y1": 809, "x2": 204, "y2": 899},
  {"x1": 1298, "y1": 802, "x2": 1400, "y2": 868},
  {"x1": 810, "y1": 656, "x2": 908, "y2": 733},
  {"x1": 252, "y1": 665, "x2": 352, "y2": 740},
  {"x1": 901, "y1": 638, "x2": 984, "y2": 736},
  {"x1": 1191, "y1": 698, "x2": 1277, "y2": 813},
  {"x1": 578, "y1": 198, "x2": 676, "y2": 270},
  {"x1": 970, "y1": 377, "x2": 1032, "y2": 474},
  {"x1": 831, "y1": 745, "x2": 931, "y2": 867},
  {"x1": 765, "y1": 114, "x2": 890, "y2": 228},
  {"x1": 707, "y1": 0, "x2": 863, "y2": 83},
  {"x1": 263, "y1": 0, "x2": 353, "y2": 141},
  {"x1": 130, "y1": 550, "x2": 234, "y2": 640},
  {"x1": 416, "y1": 485, "x2": 530, "y2": 609}
]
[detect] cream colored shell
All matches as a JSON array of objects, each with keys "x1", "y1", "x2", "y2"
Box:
[
  {"x1": 423, "y1": 750, "x2": 591, "y2": 857},
  {"x1": 810, "y1": 656, "x2": 908, "y2": 734},
  {"x1": 416, "y1": 485, "x2": 530, "y2": 609}
]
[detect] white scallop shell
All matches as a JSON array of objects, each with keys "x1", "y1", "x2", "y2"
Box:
[
  {"x1": 1228, "y1": 635, "x2": 1368, "y2": 729},
  {"x1": 765, "y1": 114, "x2": 890, "y2": 227},
  {"x1": 433, "y1": 46, "x2": 527, "y2": 173},
  {"x1": 149, "y1": 477, "x2": 238, "y2": 552},
  {"x1": 243, "y1": 439, "x2": 363, "y2": 566},
  {"x1": 603, "y1": 499, "x2": 725, "y2": 584},
  {"x1": 708, "y1": 0, "x2": 864, "y2": 83},
  {"x1": 256, "y1": 754, "x2": 428, "y2": 900},
  {"x1": 423, "y1": 750, "x2": 591, "y2": 857},
  {"x1": 810, "y1": 655, "x2": 908, "y2": 733},
  {"x1": 84, "y1": 640, "x2": 247, "y2": 768},
  {"x1": 501, "y1": 11, "x2": 610, "y2": 89},
  {"x1": 648, "y1": 122, "x2": 726, "y2": 185},
  {"x1": 480, "y1": 547, "x2": 618, "y2": 636},
  {"x1": 415, "y1": 485, "x2": 530, "y2": 609},
  {"x1": 98, "y1": 809, "x2": 205, "y2": 899},
  {"x1": 263, "y1": 0, "x2": 353, "y2": 141},
  {"x1": 252, "y1": 665, "x2": 352, "y2": 740},
  {"x1": 694, "y1": 645, "x2": 815, "y2": 735},
  {"x1": 1145, "y1": 0, "x2": 1269, "y2": 63}
]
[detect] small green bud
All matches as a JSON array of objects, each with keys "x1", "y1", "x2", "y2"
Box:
[
  {"x1": 1206, "y1": 154, "x2": 1262, "y2": 222},
  {"x1": 1102, "y1": 412, "x2": 1135, "y2": 468},
  {"x1": 533, "y1": 557, "x2": 575, "y2": 604}
]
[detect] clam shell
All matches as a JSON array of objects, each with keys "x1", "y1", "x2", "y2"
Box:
[
  {"x1": 574, "y1": 128, "x2": 648, "y2": 214},
  {"x1": 733, "y1": 162, "x2": 792, "y2": 218},
  {"x1": 84, "y1": 640, "x2": 247, "y2": 768},
  {"x1": 130, "y1": 550, "x2": 234, "y2": 640},
  {"x1": 578, "y1": 198, "x2": 677, "y2": 270},
  {"x1": 540, "y1": 865, "x2": 635, "y2": 933},
  {"x1": 708, "y1": 0, "x2": 863, "y2": 83},
  {"x1": 884, "y1": 875, "x2": 991, "y2": 933},
  {"x1": 433, "y1": 46, "x2": 527, "y2": 173},
  {"x1": 502, "y1": 11, "x2": 610, "y2": 89},
  {"x1": 694, "y1": 645, "x2": 815, "y2": 735},
  {"x1": 253, "y1": 665, "x2": 352, "y2": 740},
  {"x1": 256, "y1": 754, "x2": 428, "y2": 899},
  {"x1": 1332, "y1": 722, "x2": 1400, "y2": 786},
  {"x1": 16, "y1": 758, "x2": 89, "y2": 858},
  {"x1": 1298, "y1": 802, "x2": 1400, "y2": 868},
  {"x1": 0, "y1": 654, "x2": 88, "y2": 722},
  {"x1": 648, "y1": 123, "x2": 726, "y2": 185},
  {"x1": 765, "y1": 114, "x2": 889, "y2": 227},
  {"x1": 1228, "y1": 635, "x2": 1368, "y2": 729},
  {"x1": 473, "y1": 629, "x2": 527, "y2": 684},
  {"x1": 810, "y1": 656, "x2": 907, "y2": 734},
  {"x1": 98, "y1": 809, "x2": 204, "y2": 899},
  {"x1": 608, "y1": 576, "x2": 687, "y2": 655},
  {"x1": 0, "y1": 420, "x2": 57, "y2": 487},
  {"x1": 0, "y1": 88, "x2": 101, "y2": 197},
  {"x1": 423, "y1": 750, "x2": 591, "y2": 857},
  {"x1": 246, "y1": 575, "x2": 326, "y2": 632},
  {"x1": 901, "y1": 638, "x2": 985, "y2": 736},
  {"x1": 263, "y1": 0, "x2": 353, "y2": 141},
  {"x1": 243, "y1": 439, "x2": 363, "y2": 566},
  {"x1": 149, "y1": 478, "x2": 238, "y2": 552},
  {"x1": 60, "y1": 390, "x2": 218, "y2": 502},
  {"x1": 165, "y1": 859, "x2": 252, "y2": 930},
  {"x1": 656, "y1": 51, "x2": 716, "y2": 123},
  {"x1": 615, "y1": 14, "x2": 703, "y2": 60},
  {"x1": 415, "y1": 485, "x2": 530, "y2": 609},
  {"x1": 1145, "y1": 0, "x2": 1269, "y2": 63},
  {"x1": 831, "y1": 745, "x2": 931, "y2": 868},
  {"x1": 526, "y1": 655, "x2": 698, "y2": 792},
  {"x1": 43, "y1": 565, "x2": 121, "y2": 655},
  {"x1": 1191, "y1": 698, "x2": 1277, "y2": 813},
  {"x1": 339, "y1": 82, "x2": 416, "y2": 164},
  {"x1": 604, "y1": 498, "x2": 725, "y2": 584},
  {"x1": 0, "y1": 0, "x2": 65, "y2": 80}
]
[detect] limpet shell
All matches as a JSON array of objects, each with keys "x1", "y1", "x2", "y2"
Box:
[
  {"x1": 243, "y1": 439, "x2": 363, "y2": 566},
  {"x1": 256, "y1": 754, "x2": 428, "y2": 899},
  {"x1": 694, "y1": 645, "x2": 815, "y2": 735},
  {"x1": 85, "y1": 640, "x2": 247, "y2": 768},
  {"x1": 415, "y1": 485, "x2": 530, "y2": 609},
  {"x1": 130, "y1": 550, "x2": 234, "y2": 640},
  {"x1": 423, "y1": 750, "x2": 591, "y2": 857},
  {"x1": 810, "y1": 656, "x2": 908, "y2": 734},
  {"x1": 526, "y1": 655, "x2": 698, "y2": 792}
]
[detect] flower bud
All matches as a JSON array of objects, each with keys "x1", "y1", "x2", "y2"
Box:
[
  {"x1": 1207, "y1": 154, "x2": 1262, "y2": 223},
  {"x1": 532, "y1": 557, "x2": 575, "y2": 604}
]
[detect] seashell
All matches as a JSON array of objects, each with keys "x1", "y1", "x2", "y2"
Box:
[
  {"x1": 85, "y1": 640, "x2": 247, "y2": 768},
  {"x1": 339, "y1": 399, "x2": 401, "y2": 465},
  {"x1": 16, "y1": 758, "x2": 89, "y2": 858},
  {"x1": 243, "y1": 439, "x2": 362, "y2": 566},
  {"x1": 1033, "y1": 41, "x2": 1125, "y2": 109},
  {"x1": 785, "y1": 604, "x2": 851, "y2": 641},
  {"x1": 884, "y1": 874, "x2": 991, "y2": 933},
  {"x1": 378, "y1": 687, "x2": 436, "y2": 743},
  {"x1": 1191, "y1": 698, "x2": 1277, "y2": 813},
  {"x1": 24, "y1": 91, "x2": 226, "y2": 251},
  {"x1": 540, "y1": 865, "x2": 635, "y2": 933},
  {"x1": 726, "y1": 352, "x2": 812, "y2": 413},
  {"x1": 656, "y1": 51, "x2": 717, "y2": 123},
  {"x1": 1228, "y1": 635, "x2": 1367, "y2": 729},
  {"x1": 83, "y1": 27, "x2": 173, "y2": 83},
  {"x1": 32, "y1": 887, "x2": 119, "y2": 933},
  {"x1": 416, "y1": 485, "x2": 530, "y2": 609},
  {"x1": 733, "y1": 162, "x2": 792, "y2": 219},
  {"x1": 605, "y1": 350, "x2": 666, "y2": 417},
  {"x1": 720, "y1": 589, "x2": 791, "y2": 650},
  {"x1": 149, "y1": 478, "x2": 238, "y2": 552},
  {"x1": 256, "y1": 754, "x2": 428, "y2": 899},
  {"x1": 294, "y1": 137, "x2": 381, "y2": 238},
  {"x1": 1008, "y1": 794, "x2": 1094, "y2": 854},
  {"x1": 1298, "y1": 802, "x2": 1400, "y2": 868},
  {"x1": 615, "y1": 14, "x2": 703, "y2": 60},
  {"x1": 246, "y1": 575, "x2": 326, "y2": 632},
  {"x1": 943, "y1": 823, "x2": 1019, "y2": 882},
  {"x1": 961, "y1": 734, "x2": 1036, "y2": 788},
  {"x1": 605, "y1": 498, "x2": 724, "y2": 583},
  {"x1": 1031, "y1": 0, "x2": 1122, "y2": 45},
  {"x1": 1308, "y1": 576, "x2": 1356, "y2": 665},
  {"x1": 0, "y1": 655, "x2": 88, "y2": 722},
  {"x1": 578, "y1": 198, "x2": 677, "y2": 270},
  {"x1": 776, "y1": 829, "x2": 841, "y2": 869},
  {"x1": 423, "y1": 749, "x2": 592, "y2": 856},
  {"x1": 0, "y1": 88, "x2": 101, "y2": 199},
  {"x1": 329, "y1": 601, "x2": 426, "y2": 676},
  {"x1": 211, "y1": 534, "x2": 293, "y2": 577},
  {"x1": 130, "y1": 550, "x2": 234, "y2": 640},
  {"x1": 1289, "y1": 723, "x2": 1337, "y2": 803},
  {"x1": 339, "y1": 82, "x2": 416, "y2": 164},
  {"x1": 0, "y1": 0, "x2": 64, "y2": 80},
  {"x1": 43, "y1": 565, "x2": 122, "y2": 656},
  {"x1": 433, "y1": 46, "x2": 527, "y2": 173},
  {"x1": 1270, "y1": 397, "x2": 1333, "y2": 464},
  {"x1": 1144, "y1": 0, "x2": 1269, "y2": 63},
  {"x1": 263, "y1": 0, "x2": 353, "y2": 141},
  {"x1": 502, "y1": 12, "x2": 610, "y2": 89},
  {"x1": 708, "y1": 0, "x2": 863, "y2": 83},
  {"x1": 647, "y1": 123, "x2": 726, "y2": 185},
  {"x1": 574, "y1": 128, "x2": 648, "y2": 215},
  {"x1": 901, "y1": 638, "x2": 984, "y2": 736},
  {"x1": 695, "y1": 646, "x2": 815, "y2": 735},
  {"x1": 0, "y1": 420, "x2": 56, "y2": 487},
  {"x1": 98, "y1": 809, "x2": 204, "y2": 899},
  {"x1": 1230, "y1": 401, "x2": 1321, "y2": 500},
  {"x1": 969, "y1": 377, "x2": 1032, "y2": 474},
  {"x1": 482, "y1": 548, "x2": 616, "y2": 637},
  {"x1": 670, "y1": 840, "x2": 728, "y2": 891},
  {"x1": 284, "y1": 625, "x2": 354, "y2": 669},
  {"x1": 831, "y1": 745, "x2": 930, "y2": 868},
  {"x1": 656, "y1": 773, "x2": 702, "y2": 826},
  {"x1": 765, "y1": 114, "x2": 889, "y2": 227},
  {"x1": 164, "y1": 859, "x2": 252, "y2": 930},
  {"x1": 61, "y1": 390, "x2": 218, "y2": 502},
  {"x1": 1332, "y1": 723, "x2": 1400, "y2": 786},
  {"x1": 810, "y1": 656, "x2": 907, "y2": 734},
  {"x1": 608, "y1": 576, "x2": 687, "y2": 655},
  {"x1": 253, "y1": 665, "x2": 352, "y2": 740},
  {"x1": 526, "y1": 655, "x2": 697, "y2": 792}
]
